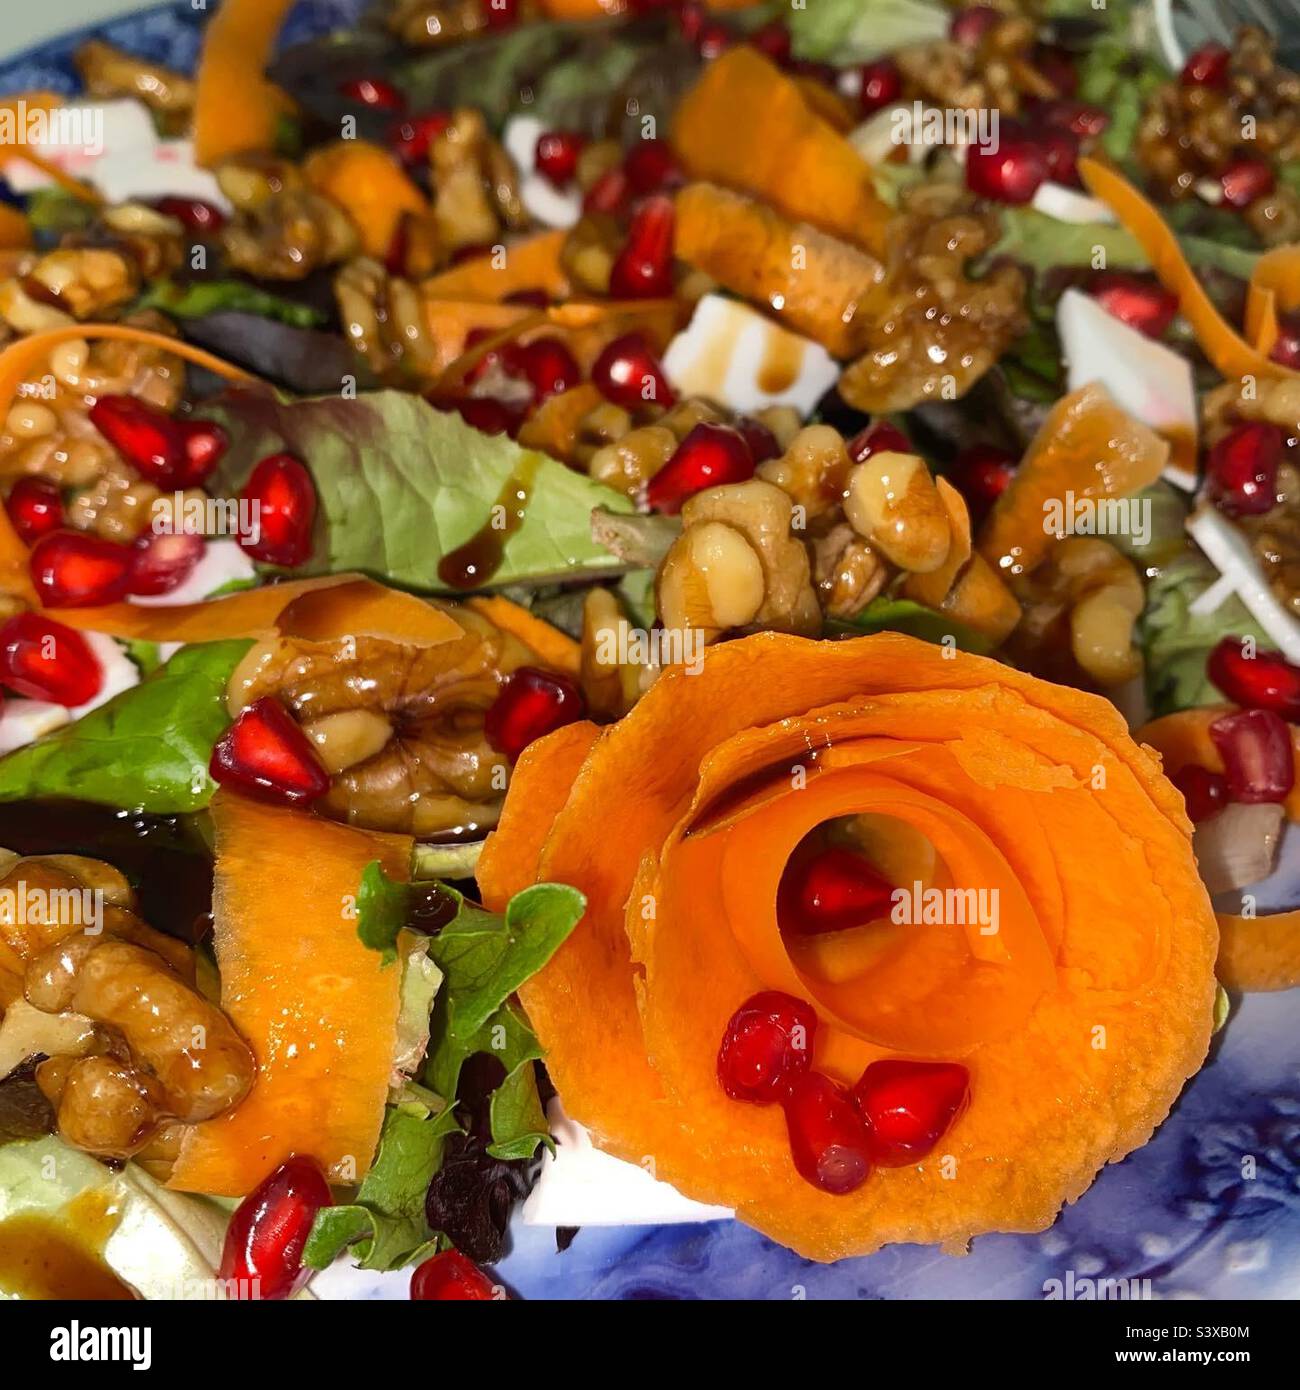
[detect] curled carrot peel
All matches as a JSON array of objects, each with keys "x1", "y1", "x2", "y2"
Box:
[
  {"x1": 419, "y1": 231, "x2": 571, "y2": 303},
  {"x1": 478, "y1": 632, "x2": 1217, "y2": 1260},
  {"x1": 466, "y1": 595, "x2": 580, "y2": 676},
  {"x1": 193, "y1": 0, "x2": 297, "y2": 167},
  {"x1": 0, "y1": 325, "x2": 255, "y2": 603},
  {"x1": 1078, "y1": 157, "x2": 1300, "y2": 382},
  {"x1": 168, "y1": 793, "x2": 414, "y2": 1196}
]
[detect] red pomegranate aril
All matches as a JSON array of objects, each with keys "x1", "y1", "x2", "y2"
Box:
[
  {"x1": 1208, "y1": 636, "x2": 1300, "y2": 721},
  {"x1": 859, "y1": 59, "x2": 903, "y2": 116},
  {"x1": 952, "y1": 443, "x2": 1017, "y2": 520},
  {"x1": 591, "y1": 332, "x2": 676, "y2": 409},
  {"x1": 778, "y1": 845, "x2": 895, "y2": 936},
  {"x1": 622, "y1": 139, "x2": 680, "y2": 196},
  {"x1": 966, "y1": 125, "x2": 1049, "y2": 204},
  {"x1": 1170, "y1": 763, "x2": 1227, "y2": 823},
  {"x1": 211, "y1": 697, "x2": 330, "y2": 806},
  {"x1": 609, "y1": 195, "x2": 675, "y2": 300},
  {"x1": 30, "y1": 530, "x2": 132, "y2": 608},
  {"x1": 127, "y1": 529, "x2": 205, "y2": 597},
  {"x1": 677, "y1": 0, "x2": 706, "y2": 45},
  {"x1": 646, "y1": 422, "x2": 754, "y2": 514},
  {"x1": 1221, "y1": 158, "x2": 1276, "y2": 210},
  {"x1": 583, "y1": 166, "x2": 630, "y2": 217},
  {"x1": 783, "y1": 1071, "x2": 872, "y2": 1195},
  {"x1": 748, "y1": 20, "x2": 792, "y2": 66},
  {"x1": 390, "y1": 111, "x2": 451, "y2": 165},
  {"x1": 1270, "y1": 312, "x2": 1300, "y2": 370},
  {"x1": 219, "y1": 1154, "x2": 332, "y2": 1299},
  {"x1": 154, "y1": 196, "x2": 226, "y2": 234},
  {"x1": 717, "y1": 990, "x2": 817, "y2": 1104},
  {"x1": 1040, "y1": 100, "x2": 1109, "y2": 140},
  {"x1": 88, "y1": 394, "x2": 183, "y2": 486},
  {"x1": 1039, "y1": 128, "x2": 1081, "y2": 187},
  {"x1": 1209, "y1": 708, "x2": 1295, "y2": 804},
  {"x1": 445, "y1": 395, "x2": 523, "y2": 437},
  {"x1": 482, "y1": 0, "x2": 519, "y2": 30},
  {"x1": 851, "y1": 1060, "x2": 970, "y2": 1167},
  {"x1": 734, "y1": 415, "x2": 780, "y2": 465},
  {"x1": 1206, "y1": 421, "x2": 1284, "y2": 518},
  {"x1": 411, "y1": 1250, "x2": 498, "y2": 1301},
  {"x1": 535, "y1": 130, "x2": 585, "y2": 187},
  {"x1": 177, "y1": 418, "x2": 229, "y2": 486},
  {"x1": 950, "y1": 5, "x2": 1000, "y2": 46},
  {"x1": 238, "y1": 453, "x2": 317, "y2": 568},
  {"x1": 1088, "y1": 270, "x2": 1179, "y2": 339},
  {"x1": 485, "y1": 666, "x2": 585, "y2": 762},
  {"x1": 847, "y1": 421, "x2": 910, "y2": 463},
  {"x1": 0, "y1": 612, "x2": 102, "y2": 706},
  {"x1": 515, "y1": 336, "x2": 581, "y2": 401},
  {"x1": 1182, "y1": 42, "x2": 1231, "y2": 89},
  {"x1": 339, "y1": 76, "x2": 405, "y2": 111},
  {"x1": 5, "y1": 476, "x2": 63, "y2": 543},
  {"x1": 697, "y1": 21, "x2": 732, "y2": 60}
]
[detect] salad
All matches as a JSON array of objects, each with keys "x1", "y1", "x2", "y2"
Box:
[{"x1": 0, "y1": 0, "x2": 1296, "y2": 1302}]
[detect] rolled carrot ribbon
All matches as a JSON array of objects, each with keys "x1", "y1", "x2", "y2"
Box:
[{"x1": 478, "y1": 632, "x2": 1218, "y2": 1260}]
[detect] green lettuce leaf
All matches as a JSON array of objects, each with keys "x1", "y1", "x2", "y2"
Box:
[
  {"x1": 356, "y1": 859, "x2": 416, "y2": 966},
  {"x1": 1140, "y1": 550, "x2": 1270, "y2": 716},
  {"x1": 302, "y1": 1093, "x2": 461, "y2": 1273},
  {"x1": 1077, "y1": 33, "x2": 1167, "y2": 164},
  {"x1": 206, "y1": 390, "x2": 632, "y2": 591},
  {"x1": 0, "y1": 639, "x2": 249, "y2": 813},
  {"x1": 789, "y1": 0, "x2": 948, "y2": 63},
  {"x1": 828, "y1": 596, "x2": 992, "y2": 654},
  {"x1": 133, "y1": 279, "x2": 324, "y2": 328}
]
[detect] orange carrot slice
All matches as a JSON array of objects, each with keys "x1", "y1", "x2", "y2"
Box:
[
  {"x1": 302, "y1": 141, "x2": 426, "y2": 259},
  {"x1": 466, "y1": 595, "x2": 580, "y2": 675},
  {"x1": 1216, "y1": 909, "x2": 1300, "y2": 992},
  {"x1": 419, "y1": 231, "x2": 571, "y2": 303},
  {"x1": 193, "y1": 0, "x2": 297, "y2": 167},
  {"x1": 168, "y1": 793, "x2": 413, "y2": 1195}
]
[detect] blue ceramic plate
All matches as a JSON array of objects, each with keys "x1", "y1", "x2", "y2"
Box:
[{"x1": 2, "y1": 1, "x2": 1297, "y2": 1301}]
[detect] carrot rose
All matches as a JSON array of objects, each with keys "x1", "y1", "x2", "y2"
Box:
[{"x1": 478, "y1": 632, "x2": 1218, "y2": 1261}]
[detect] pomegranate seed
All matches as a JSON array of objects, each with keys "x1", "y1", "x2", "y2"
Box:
[
  {"x1": 734, "y1": 416, "x2": 780, "y2": 465},
  {"x1": 154, "y1": 196, "x2": 226, "y2": 234},
  {"x1": 177, "y1": 418, "x2": 228, "y2": 486},
  {"x1": 966, "y1": 124, "x2": 1049, "y2": 204},
  {"x1": 1221, "y1": 158, "x2": 1276, "y2": 210},
  {"x1": 1182, "y1": 42, "x2": 1231, "y2": 88},
  {"x1": 1170, "y1": 763, "x2": 1227, "y2": 823},
  {"x1": 238, "y1": 453, "x2": 317, "y2": 568},
  {"x1": 1206, "y1": 422, "x2": 1284, "y2": 518},
  {"x1": 482, "y1": 0, "x2": 519, "y2": 31},
  {"x1": 677, "y1": 0, "x2": 706, "y2": 45},
  {"x1": 697, "y1": 21, "x2": 732, "y2": 61},
  {"x1": 1040, "y1": 100, "x2": 1109, "y2": 140},
  {"x1": 952, "y1": 443, "x2": 1017, "y2": 521},
  {"x1": 1208, "y1": 636, "x2": 1300, "y2": 721},
  {"x1": 5, "y1": 476, "x2": 63, "y2": 543},
  {"x1": 847, "y1": 421, "x2": 911, "y2": 463},
  {"x1": 950, "y1": 5, "x2": 1000, "y2": 46},
  {"x1": 535, "y1": 130, "x2": 585, "y2": 187},
  {"x1": 390, "y1": 111, "x2": 451, "y2": 165},
  {"x1": 0, "y1": 612, "x2": 102, "y2": 706},
  {"x1": 1209, "y1": 708, "x2": 1295, "y2": 804},
  {"x1": 1270, "y1": 311, "x2": 1300, "y2": 370},
  {"x1": 850, "y1": 1060, "x2": 970, "y2": 1167},
  {"x1": 623, "y1": 139, "x2": 681, "y2": 196},
  {"x1": 514, "y1": 336, "x2": 581, "y2": 401},
  {"x1": 338, "y1": 77, "x2": 404, "y2": 111},
  {"x1": 1034, "y1": 44, "x2": 1078, "y2": 99},
  {"x1": 441, "y1": 395, "x2": 523, "y2": 437},
  {"x1": 410, "y1": 1250, "x2": 498, "y2": 1300},
  {"x1": 859, "y1": 60, "x2": 903, "y2": 117},
  {"x1": 219, "y1": 1155, "x2": 332, "y2": 1300},
  {"x1": 502, "y1": 288, "x2": 550, "y2": 308},
  {"x1": 717, "y1": 990, "x2": 817, "y2": 1103},
  {"x1": 778, "y1": 845, "x2": 895, "y2": 935},
  {"x1": 211, "y1": 696, "x2": 330, "y2": 806},
  {"x1": 1088, "y1": 270, "x2": 1179, "y2": 339},
  {"x1": 583, "y1": 167, "x2": 630, "y2": 217},
  {"x1": 1039, "y1": 127, "x2": 1081, "y2": 187},
  {"x1": 748, "y1": 20, "x2": 792, "y2": 66},
  {"x1": 645, "y1": 423, "x2": 754, "y2": 514},
  {"x1": 591, "y1": 333, "x2": 676, "y2": 409},
  {"x1": 89, "y1": 394, "x2": 184, "y2": 487},
  {"x1": 127, "y1": 529, "x2": 205, "y2": 597},
  {"x1": 484, "y1": 666, "x2": 585, "y2": 762},
  {"x1": 783, "y1": 1072, "x2": 872, "y2": 1195},
  {"x1": 609, "y1": 195, "x2": 675, "y2": 300},
  {"x1": 30, "y1": 530, "x2": 132, "y2": 607}
]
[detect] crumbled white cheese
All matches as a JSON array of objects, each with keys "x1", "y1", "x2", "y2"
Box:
[{"x1": 502, "y1": 115, "x2": 582, "y2": 229}]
